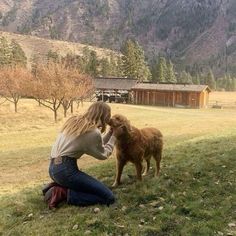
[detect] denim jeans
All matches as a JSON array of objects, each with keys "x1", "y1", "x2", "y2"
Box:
[{"x1": 49, "y1": 156, "x2": 115, "y2": 206}]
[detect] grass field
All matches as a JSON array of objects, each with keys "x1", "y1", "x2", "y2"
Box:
[
  {"x1": 0, "y1": 94, "x2": 236, "y2": 236},
  {"x1": 209, "y1": 91, "x2": 236, "y2": 108}
]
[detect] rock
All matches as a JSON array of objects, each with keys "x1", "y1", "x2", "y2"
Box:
[
  {"x1": 149, "y1": 201, "x2": 160, "y2": 207},
  {"x1": 139, "y1": 204, "x2": 145, "y2": 208},
  {"x1": 153, "y1": 216, "x2": 156, "y2": 221},
  {"x1": 93, "y1": 207, "x2": 100, "y2": 213},
  {"x1": 228, "y1": 223, "x2": 236, "y2": 227},
  {"x1": 140, "y1": 219, "x2": 145, "y2": 225},
  {"x1": 115, "y1": 223, "x2": 125, "y2": 228},
  {"x1": 28, "y1": 213, "x2": 33, "y2": 218},
  {"x1": 158, "y1": 206, "x2": 164, "y2": 210},
  {"x1": 84, "y1": 230, "x2": 92, "y2": 235},
  {"x1": 72, "y1": 224, "x2": 79, "y2": 230}
]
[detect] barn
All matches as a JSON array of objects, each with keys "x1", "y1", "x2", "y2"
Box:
[
  {"x1": 93, "y1": 77, "x2": 211, "y2": 108},
  {"x1": 93, "y1": 77, "x2": 137, "y2": 103},
  {"x1": 132, "y1": 83, "x2": 211, "y2": 108}
]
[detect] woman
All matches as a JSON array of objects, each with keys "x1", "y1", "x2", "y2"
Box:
[{"x1": 43, "y1": 101, "x2": 121, "y2": 209}]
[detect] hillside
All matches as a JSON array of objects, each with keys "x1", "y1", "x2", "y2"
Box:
[
  {"x1": 1, "y1": 0, "x2": 236, "y2": 75},
  {"x1": 0, "y1": 31, "x2": 120, "y2": 67}
]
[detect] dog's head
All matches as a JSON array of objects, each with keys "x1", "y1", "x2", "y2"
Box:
[{"x1": 109, "y1": 114, "x2": 132, "y2": 137}]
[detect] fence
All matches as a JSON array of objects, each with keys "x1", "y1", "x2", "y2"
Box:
[{"x1": 208, "y1": 100, "x2": 236, "y2": 109}]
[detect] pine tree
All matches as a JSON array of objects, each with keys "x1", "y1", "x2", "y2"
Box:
[
  {"x1": 232, "y1": 77, "x2": 236, "y2": 91},
  {"x1": 193, "y1": 74, "x2": 200, "y2": 85},
  {"x1": 166, "y1": 60, "x2": 176, "y2": 83},
  {"x1": 116, "y1": 56, "x2": 123, "y2": 77},
  {"x1": 157, "y1": 57, "x2": 167, "y2": 83},
  {"x1": 178, "y1": 71, "x2": 193, "y2": 84},
  {"x1": 226, "y1": 74, "x2": 232, "y2": 91},
  {"x1": 206, "y1": 69, "x2": 216, "y2": 90},
  {"x1": 109, "y1": 54, "x2": 118, "y2": 76},
  {"x1": 99, "y1": 58, "x2": 110, "y2": 76},
  {"x1": 0, "y1": 37, "x2": 12, "y2": 66},
  {"x1": 121, "y1": 39, "x2": 150, "y2": 81},
  {"x1": 86, "y1": 51, "x2": 98, "y2": 77},
  {"x1": 121, "y1": 39, "x2": 138, "y2": 79},
  {"x1": 10, "y1": 40, "x2": 27, "y2": 66}
]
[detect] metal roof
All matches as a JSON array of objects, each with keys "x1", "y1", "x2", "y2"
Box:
[
  {"x1": 132, "y1": 83, "x2": 211, "y2": 92},
  {"x1": 94, "y1": 77, "x2": 137, "y2": 90}
]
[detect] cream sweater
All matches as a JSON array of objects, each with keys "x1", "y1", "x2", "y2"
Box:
[{"x1": 50, "y1": 128, "x2": 116, "y2": 160}]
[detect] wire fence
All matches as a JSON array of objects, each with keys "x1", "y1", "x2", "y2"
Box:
[{"x1": 209, "y1": 100, "x2": 236, "y2": 109}]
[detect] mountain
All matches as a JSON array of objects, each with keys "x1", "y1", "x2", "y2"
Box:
[
  {"x1": 1, "y1": 0, "x2": 236, "y2": 76},
  {"x1": 0, "y1": 31, "x2": 119, "y2": 67}
]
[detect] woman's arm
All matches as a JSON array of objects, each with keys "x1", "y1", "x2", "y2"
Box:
[
  {"x1": 85, "y1": 130, "x2": 116, "y2": 160},
  {"x1": 102, "y1": 128, "x2": 113, "y2": 144}
]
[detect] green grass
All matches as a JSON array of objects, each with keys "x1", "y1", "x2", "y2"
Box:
[{"x1": 0, "y1": 99, "x2": 236, "y2": 235}]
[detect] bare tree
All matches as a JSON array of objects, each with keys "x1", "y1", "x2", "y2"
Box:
[
  {"x1": 0, "y1": 96, "x2": 6, "y2": 105},
  {"x1": 61, "y1": 68, "x2": 94, "y2": 117},
  {"x1": 0, "y1": 66, "x2": 32, "y2": 112},
  {"x1": 31, "y1": 62, "x2": 94, "y2": 122}
]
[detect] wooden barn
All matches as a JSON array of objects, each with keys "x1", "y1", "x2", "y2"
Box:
[
  {"x1": 132, "y1": 83, "x2": 211, "y2": 108},
  {"x1": 93, "y1": 77, "x2": 137, "y2": 103}
]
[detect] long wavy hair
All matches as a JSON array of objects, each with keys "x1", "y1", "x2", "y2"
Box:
[{"x1": 61, "y1": 102, "x2": 111, "y2": 137}]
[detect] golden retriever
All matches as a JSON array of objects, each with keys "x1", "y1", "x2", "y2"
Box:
[{"x1": 109, "y1": 114, "x2": 163, "y2": 187}]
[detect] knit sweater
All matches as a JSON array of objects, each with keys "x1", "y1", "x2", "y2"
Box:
[{"x1": 50, "y1": 128, "x2": 116, "y2": 160}]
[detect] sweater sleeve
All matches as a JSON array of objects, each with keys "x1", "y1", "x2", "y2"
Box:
[
  {"x1": 85, "y1": 130, "x2": 116, "y2": 160},
  {"x1": 102, "y1": 129, "x2": 113, "y2": 144}
]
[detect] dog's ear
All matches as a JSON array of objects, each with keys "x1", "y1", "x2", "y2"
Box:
[{"x1": 123, "y1": 120, "x2": 132, "y2": 133}]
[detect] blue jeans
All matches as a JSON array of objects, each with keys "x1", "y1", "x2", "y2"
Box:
[{"x1": 49, "y1": 156, "x2": 115, "y2": 206}]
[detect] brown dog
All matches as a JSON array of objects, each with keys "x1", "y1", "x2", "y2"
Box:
[{"x1": 109, "y1": 114, "x2": 163, "y2": 187}]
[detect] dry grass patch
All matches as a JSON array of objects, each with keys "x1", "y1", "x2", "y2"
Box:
[{"x1": 1, "y1": 98, "x2": 236, "y2": 195}]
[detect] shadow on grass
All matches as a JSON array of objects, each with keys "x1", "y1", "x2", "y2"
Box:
[{"x1": 1, "y1": 134, "x2": 236, "y2": 235}]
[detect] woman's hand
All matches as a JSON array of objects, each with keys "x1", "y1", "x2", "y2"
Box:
[{"x1": 112, "y1": 125, "x2": 124, "y2": 138}]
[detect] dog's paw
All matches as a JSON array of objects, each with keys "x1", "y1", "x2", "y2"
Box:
[{"x1": 112, "y1": 182, "x2": 119, "y2": 188}]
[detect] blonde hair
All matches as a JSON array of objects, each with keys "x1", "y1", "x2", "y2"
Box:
[{"x1": 61, "y1": 102, "x2": 111, "y2": 137}]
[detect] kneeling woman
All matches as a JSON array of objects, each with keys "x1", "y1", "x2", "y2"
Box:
[{"x1": 43, "y1": 102, "x2": 121, "y2": 209}]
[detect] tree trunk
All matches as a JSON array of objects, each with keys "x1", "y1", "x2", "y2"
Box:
[
  {"x1": 54, "y1": 110, "x2": 57, "y2": 122},
  {"x1": 64, "y1": 108, "x2": 67, "y2": 118},
  {"x1": 14, "y1": 102, "x2": 18, "y2": 113},
  {"x1": 70, "y1": 101, "x2": 74, "y2": 114}
]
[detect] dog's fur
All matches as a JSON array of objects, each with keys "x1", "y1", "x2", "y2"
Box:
[{"x1": 109, "y1": 114, "x2": 163, "y2": 187}]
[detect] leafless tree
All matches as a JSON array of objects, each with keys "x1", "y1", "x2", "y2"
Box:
[
  {"x1": 0, "y1": 66, "x2": 32, "y2": 112},
  {"x1": 61, "y1": 68, "x2": 94, "y2": 117},
  {"x1": 31, "y1": 62, "x2": 94, "y2": 122}
]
